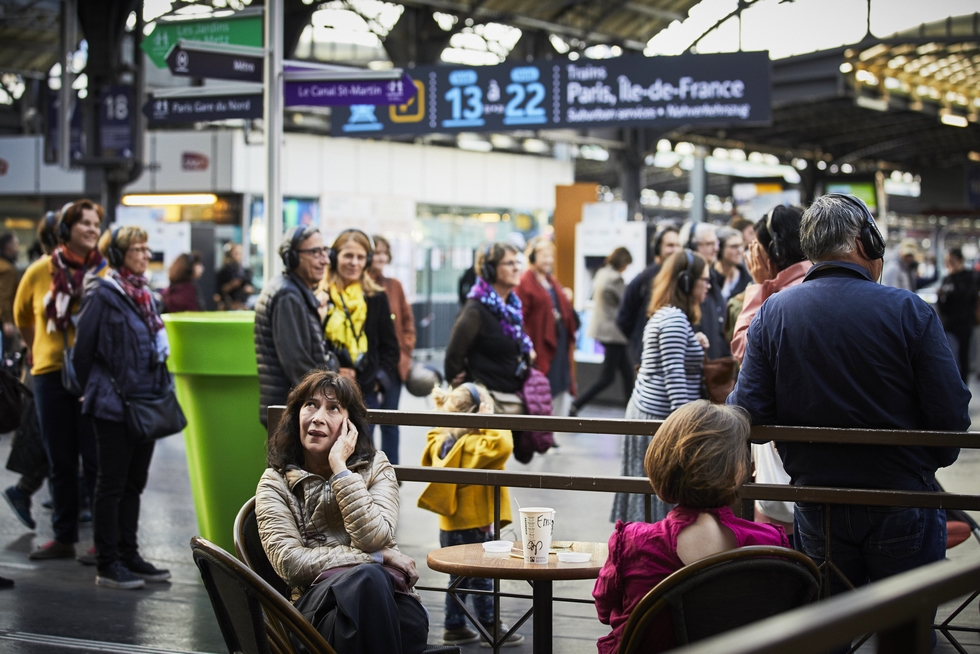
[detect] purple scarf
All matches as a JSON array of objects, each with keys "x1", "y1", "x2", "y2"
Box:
[{"x1": 466, "y1": 277, "x2": 533, "y2": 355}]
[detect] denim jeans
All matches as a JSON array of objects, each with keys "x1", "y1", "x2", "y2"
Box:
[
  {"x1": 440, "y1": 528, "x2": 494, "y2": 629},
  {"x1": 33, "y1": 371, "x2": 98, "y2": 544},
  {"x1": 794, "y1": 503, "x2": 946, "y2": 650},
  {"x1": 92, "y1": 418, "x2": 156, "y2": 569}
]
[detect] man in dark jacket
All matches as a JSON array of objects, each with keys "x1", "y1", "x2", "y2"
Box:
[
  {"x1": 936, "y1": 246, "x2": 977, "y2": 383},
  {"x1": 728, "y1": 194, "x2": 970, "y2": 606},
  {"x1": 615, "y1": 225, "x2": 680, "y2": 365},
  {"x1": 254, "y1": 226, "x2": 333, "y2": 425}
]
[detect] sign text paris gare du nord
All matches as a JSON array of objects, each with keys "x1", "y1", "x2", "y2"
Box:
[{"x1": 332, "y1": 51, "x2": 770, "y2": 137}]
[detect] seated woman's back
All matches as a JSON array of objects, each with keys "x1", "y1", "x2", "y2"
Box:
[{"x1": 676, "y1": 510, "x2": 738, "y2": 565}]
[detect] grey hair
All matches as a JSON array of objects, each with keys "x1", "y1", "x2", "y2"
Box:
[
  {"x1": 800, "y1": 195, "x2": 864, "y2": 262},
  {"x1": 715, "y1": 226, "x2": 740, "y2": 246},
  {"x1": 680, "y1": 222, "x2": 718, "y2": 248}
]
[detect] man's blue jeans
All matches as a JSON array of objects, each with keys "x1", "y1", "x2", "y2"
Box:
[{"x1": 794, "y1": 503, "x2": 946, "y2": 649}]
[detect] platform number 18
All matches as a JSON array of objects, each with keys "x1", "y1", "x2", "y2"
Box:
[{"x1": 504, "y1": 67, "x2": 546, "y2": 126}]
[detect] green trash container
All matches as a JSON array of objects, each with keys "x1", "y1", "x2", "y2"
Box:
[{"x1": 163, "y1": 311, "x2": 266, "y2": 552}]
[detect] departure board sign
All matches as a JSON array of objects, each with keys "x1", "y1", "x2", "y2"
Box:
[{"x1": 331, "y1": 52, "x2": 770, "y2": 137}]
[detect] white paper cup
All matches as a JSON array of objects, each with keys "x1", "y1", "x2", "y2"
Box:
[{"x1": 519, "y1": 507, "x2": 555, "y2": 564}]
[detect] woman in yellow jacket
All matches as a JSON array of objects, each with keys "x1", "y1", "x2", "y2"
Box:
[
  {"x1": 418, "y1": 383, "x2": 524, "y2": 647},
  {"x1": 13, "y1": 200, "x2": 108, "y2": 561}
]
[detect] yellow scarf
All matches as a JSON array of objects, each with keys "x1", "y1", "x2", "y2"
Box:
[{"x1": 326, "y1": 281, "x2": 368, "y2": 364}]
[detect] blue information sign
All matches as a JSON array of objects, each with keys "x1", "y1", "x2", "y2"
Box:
[{"x1": 331, "y1": 52, "x2": 770, "y2": 137}]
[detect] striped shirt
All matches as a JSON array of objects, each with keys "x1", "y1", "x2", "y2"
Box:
[{"x1": 631, "y1": 305, "x2": 703, "y2": 418}]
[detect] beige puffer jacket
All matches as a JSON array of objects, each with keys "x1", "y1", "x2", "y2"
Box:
[{"x1": 256, "y1": 451, "x2": 400, "y2": 597}]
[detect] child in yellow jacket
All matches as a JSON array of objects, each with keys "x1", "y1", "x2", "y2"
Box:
[{"x1": 418, "y1": 383, "x2": 523, "y2": 646}]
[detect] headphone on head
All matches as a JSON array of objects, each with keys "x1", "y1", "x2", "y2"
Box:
[
  {"x1": 279, "y1": 225, "x2": 319, "y2": 271},
  {"x1": 824, "y1": 193, "x2": 886, "y2": 260},
  {"x1": 462, "y1": 382, "x2": 482, "y2": 413},
  {"x1": 684, "y1": 221, "x2": 699, "y2": 251},
  {"x1": 651, "y1": 225, "x2": 677, "y2": 259},
  {"x1": 480, "y1": 243, "x2": 497, "y2": 283},
  {"x1": 676, "y1": 250, "x2": 696, "y2": 295},
  {"x1": 107, "y1": 227, "x2": 124, "y2": 268},
  {"x1": 56, "y1": 202, "x2": 75, "y2": 244},
  {"x1": 328, "y1": 229, "x2": 374, "y2": 272},
  {"x1": 40, "y1": 211, "x2": 60, "y2": 252},
  {"x1": 765, "y1": 207, "x2": 783, "y2": 263}
]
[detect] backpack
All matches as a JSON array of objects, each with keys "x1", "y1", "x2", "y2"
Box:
[{"x1": 0, "y1": 357, "x2": 30, "y2": 434}]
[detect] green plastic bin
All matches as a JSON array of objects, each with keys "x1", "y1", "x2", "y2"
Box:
[{"x1": 163, "y1": 311, "x2": 266, "y2": 552}]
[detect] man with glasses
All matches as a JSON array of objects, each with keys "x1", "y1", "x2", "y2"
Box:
[
  {"x1": 683, "y1": 222, "x2": 729, "y2": 358},
  {"x1": 254, "y1": 226, "x2": 336, "y2": 426}
]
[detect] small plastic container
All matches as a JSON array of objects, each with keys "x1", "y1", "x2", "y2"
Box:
[
  {"x1": 557, "y1": 551, "x2": 592, "y2": 563},
  {"x1": 482, "y1": 540, "x2": 513, "y2": 553}
]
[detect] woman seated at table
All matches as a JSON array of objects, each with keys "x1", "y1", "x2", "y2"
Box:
[
  {"x1": 255, "y1": 369, "x2": 427, "y2": 654},
  {"x1": 593, "y1": 400, "x2": 789, "y2": 654}
]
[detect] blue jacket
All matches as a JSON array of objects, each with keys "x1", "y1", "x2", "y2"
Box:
[
  {"x1": 73, "y1": 275, "x2": 169, "y2": 423},
  {"x1": 727, "y1": 261, "x2": 970, "y2": 491}
]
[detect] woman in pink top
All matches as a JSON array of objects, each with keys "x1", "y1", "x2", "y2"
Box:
[
  {"x1": 730, "y1": 205, "x2": 812, "y2": 365},
  {"x1": 593, "y1": 400, "x2": 788, "y2": 654}
]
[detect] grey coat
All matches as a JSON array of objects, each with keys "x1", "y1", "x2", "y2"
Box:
[{"x1": 588, "y1": 265, "x2": 628, "y2": 345}]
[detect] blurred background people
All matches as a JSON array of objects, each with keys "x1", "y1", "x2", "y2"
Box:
[
  {"x1": 616, "y1": 226, "x2": 681, "y2": 367},
  {"x1": 613, "y1": 251, "x2": 709, "y2": 523},
  {"x1": 516, "y1": 237, "x2": 577, "y2": 417},
  {"x1": 729, "y1": 217, "x2": 756, "y2": 248},
  {"x1": 0, "y1": 232, "x2": 19, "y2": 356},
  {"x1": 215, "y1": 243, "x2": 253, "y2": 310},
  {"x1": 321, "y1": 230, "x2": 399, "y2": 424},
  {"x1": 882, "y1": 238, "x2": 925, "y2": 291},
  {"x1": 445, "y1": 242, "x2": 532, "y2": 407},
  {"x1": 457, "y1": 249, "x2": 478, "y2": 307},
  {"x1": 254, "y1": 226, "x2": 333, "y2": 427},
  {"x1": 713, "y1": 227, "x2": 750, "y2": 305},
  {"x1": 571, "y1": 247, "x2": 633, "y2": 416},
  {"x1": 367, "y1": 235, "x2": 416, "y2": 464},
  {"x1": 163, "y1": 252, "x2": 207, "y2": 313},
  {"x1": 682, "y1": 222, "x2": 728, "y2": 359},
  {"x1": 13, "y1": 200, "x2": 105, "y2": 561},
  {"x1": 73, "y1": 226, "x2": 172, "y2": 589},
  {"x1": 937, "y1": 247, "x2": 977, "y2": 383}
]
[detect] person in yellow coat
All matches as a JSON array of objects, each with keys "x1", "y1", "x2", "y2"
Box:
[{"x1": 418, "y1": 383, "x2": 524, "y2": 647}]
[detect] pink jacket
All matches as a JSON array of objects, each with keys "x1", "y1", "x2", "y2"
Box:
[
  {"x1": 731, "y1": 260, "x2": 812, "y2": 364},
  {"x1": 593, "y1": 506, "x2": 787, "y2": 654}
]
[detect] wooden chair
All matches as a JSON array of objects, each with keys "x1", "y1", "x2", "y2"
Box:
[
  {"x1": 191, "y1": 536, "x2": 337, "y2": 654},
  {"x1": 618, "y1": 546, "x2": 821, "y2": 654}
]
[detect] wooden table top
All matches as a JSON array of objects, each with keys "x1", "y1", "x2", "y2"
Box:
[{"x1": 427, "y1": 541, "x2": 608, "y2": 581}]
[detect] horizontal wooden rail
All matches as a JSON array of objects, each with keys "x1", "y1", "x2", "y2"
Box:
[
  {"x1": 393, "y1": 466, "x2": 655, "y2": 493},
  {"x1": 669, "y1": 553, "x2": 980, "y2": 654}
]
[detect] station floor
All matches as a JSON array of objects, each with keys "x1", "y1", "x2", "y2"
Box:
[{"x1": 0, "y1": 383, "x2": 978, "y2": 653}]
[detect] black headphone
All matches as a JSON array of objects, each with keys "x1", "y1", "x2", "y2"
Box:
[
  {"x1": 676, "y1": 250, "x2": 696, "y2": 295},
  {"x1": 480, "y1": 243, "x2": 497, "y2": 283},
  {"x1": 462, "y1": 382, "x2": 482, "y2": 412},
  {"x1": 279, "y1": 225, "x2": 320, "y2": 271},
  {"x1": 765, "y1": 207, "x2": 783, "y2": 263},
  {"x1": 57, "y1": 203, "x2": 74, "y2": 244},
  {"x1": 684, "y1": 221, "x2": 699, "y2": 251},
  {"x1": 328, "y1": 229, "x2": 374, "y2": 272},
  {"x1": 824, "y1": 193, "x2": 886, "y2": 260},
  {"x1": 107, "y1": 227, "x2": 124, "y2": 268},
  {"x1": 651, "y1": 225, "x2": 678, "y2": 259},
  {"x1": 40, "y1": 211, "x2": 60, "y2": 252}
]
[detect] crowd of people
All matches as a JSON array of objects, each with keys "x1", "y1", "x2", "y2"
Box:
[{"x1": 0, "y1": 192, "x2": 975, "y2": 652}]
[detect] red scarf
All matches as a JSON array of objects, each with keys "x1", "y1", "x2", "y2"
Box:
[
  {"x1": 112, "y1": 267, "x2": 164, "y2": 334},
  {"x1": 45, "y1": 246, "x2": 106, "y2": 333}
]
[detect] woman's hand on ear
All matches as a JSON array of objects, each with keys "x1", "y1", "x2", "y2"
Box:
[{"x1": 328, "y1": 418, "x2": 358, "y2": 475}]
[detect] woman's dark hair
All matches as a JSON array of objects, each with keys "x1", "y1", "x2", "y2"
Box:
[
  {"x1": 267, "y1": 370, "x2": 376, "y2": 473},
  {"x1": 372, "y1": 234, "x2": 391, "y2": 260},
  {"x1": 947, "y1": 246, "x2": 964, "y2": 263},
  {"x1": 606, "y1": 246, "x2": 633, "y2": 271},
  {"x1": 729, "y1": 217, "x2": 754, "y2": 232},
  {"x1": 754, "y1": 205, "x2": 806, "y2": 272},
  {"x1": 648, "y1": 250, "x2": 707, "y2": 324},
  {"x1": 62, "y1": 199, "x2": 104, "y2": 232},
  {"x1": 169, "y1": 253, "x2": 194, "y2": 284}
]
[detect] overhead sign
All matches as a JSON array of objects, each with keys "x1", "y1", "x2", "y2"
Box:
[
  {"x1": 142, "y1": 92, "x2": 263, "y2": 125},
  {"x1": 99, "y1": 85, "x2": 134, "y2": 159},
  {"x1": 141, "y1": 12, "x2": 263, "y2": 68},
  {"x1": 284, "y1": 73, "x2": 416, "y2": 107},
  {"x1": 166, "y1": 42, "x2": 264, "y2": 83},
  {"x1": 331, "y1": 52, "x2": 771, "y2": 137}
]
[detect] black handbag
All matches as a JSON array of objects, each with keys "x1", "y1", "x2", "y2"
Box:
[
  {"x1": 62, "y1": 330, "x2": 84, "y2": 397},
  {"x1": 109, "y1": 373, "x2": 187, "y2": 443}
]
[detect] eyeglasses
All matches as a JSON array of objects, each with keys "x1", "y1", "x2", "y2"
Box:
[
  {"x1": 497, "y1": 260, "x2": 521, "y2": 268},
  {"x1": 297, "y1": 246, "x2": 329, "y2": 257},
  {"x1": 726, "y1": 243, "x2": 745, "y2": 250},
  {"x1": 129, "y1": 246, "x2": 152, "y2": 255}
]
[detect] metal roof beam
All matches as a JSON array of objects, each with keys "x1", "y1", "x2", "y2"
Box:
[{"x1": 624, "y1": 3, "x2": 684, "y2": 22}]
